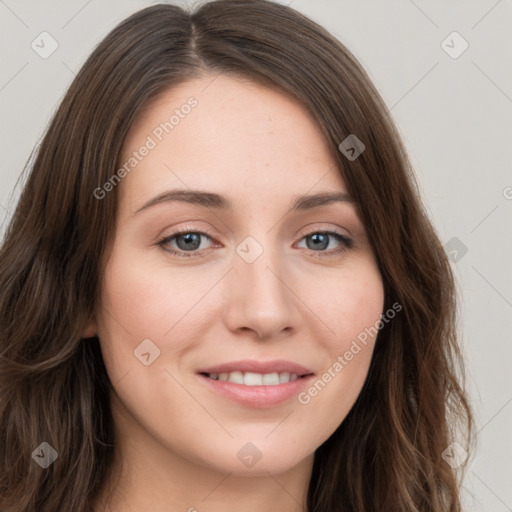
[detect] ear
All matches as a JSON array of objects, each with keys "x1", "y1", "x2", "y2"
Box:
[{"x1": 82, "y1": 317, "x2": 98, "y2": 339}]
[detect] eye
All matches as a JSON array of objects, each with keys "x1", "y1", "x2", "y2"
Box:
[
  {"x1": 296, "y1": 231, "x2": 353, "y2": 256},
  {"x1": 157, "y1": 227, "x2": 215, "y2": 258},
  {"x1": 157, "y1": 228, "x2": 353, "y2": 258}
]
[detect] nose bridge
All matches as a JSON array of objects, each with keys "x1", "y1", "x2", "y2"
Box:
[
  {"x1": 236, "y1": 231, "x2": 290, "y2": 304},
  {"x1": 222, "y1": 230, "x2": 295, "y2": 338}
]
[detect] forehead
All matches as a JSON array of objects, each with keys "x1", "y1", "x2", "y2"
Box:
[{"x1": 118, "y1": 74, "x2": 347, "y2": 213}]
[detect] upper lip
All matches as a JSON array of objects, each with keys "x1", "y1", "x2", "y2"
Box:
[{"x1": 197, "y1": 359, "x2": 315, "y2": 376}]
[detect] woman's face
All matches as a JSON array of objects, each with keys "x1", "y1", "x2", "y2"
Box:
[{"x1": 89, "y1": 74, "x2": 384, "y2": 476}]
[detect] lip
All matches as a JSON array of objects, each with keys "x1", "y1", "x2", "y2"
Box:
[
  {"x1": 196, "y1": 359, "x2": 314, "y2": 376},
  {"x1": 196, "y1": 359, "x2": 315, "y2": 408}
]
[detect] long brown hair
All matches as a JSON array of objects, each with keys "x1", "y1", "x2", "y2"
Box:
[{"x1": 0, "y1": 1, "x2": 473, "y2": 510}]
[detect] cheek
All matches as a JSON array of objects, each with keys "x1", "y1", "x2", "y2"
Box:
[
  {"x1": 99, "y1": 248, "x2": 208, "y2": 336},
  {"x1": 97, "y1": 247, "x2": 222, "y2": 380},
  {"x1": 97, "y1": 248, "x2": 169, "y2": 377},
  {"x1": 295, "y1": 261, "x2": 384, "y2": 419},
  {"x1": 310, "y1": 261, "x2": 385, "y2": 352}
]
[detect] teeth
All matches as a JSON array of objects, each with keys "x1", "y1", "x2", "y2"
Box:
[
  {"x1": 227, "y1": 371, "x2": 244, "y2": 384},
  {"x1": 207, "y1": 371, "x2": 300, "y2": 385},
  {"x1": 262, "y1": 372, "x2": 280, "y2": 385},
  {"x1": 244, "y1": 371, "x2": 263, "y2": 386}
]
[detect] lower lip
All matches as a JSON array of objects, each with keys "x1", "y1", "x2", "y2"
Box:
[{"x1": 197, "y1": 374, "x2": 315, "y2": 408}]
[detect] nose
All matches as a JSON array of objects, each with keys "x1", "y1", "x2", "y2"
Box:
[{"x1": 222, "y1": 241, "x2": 298, "y2": 341}]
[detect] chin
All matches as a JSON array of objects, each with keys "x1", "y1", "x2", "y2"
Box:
[{"x1": 192, "y1": 440, "x2": 312, "y2": 476}]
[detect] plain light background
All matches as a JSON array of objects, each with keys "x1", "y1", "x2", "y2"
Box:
[{"x1": 0, "y1": 0, "x2": 511, "y2": 510}]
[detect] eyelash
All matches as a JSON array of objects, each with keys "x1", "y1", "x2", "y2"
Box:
[{"x1": 156, "y1": 226, "x2": 353, "y2": 259}]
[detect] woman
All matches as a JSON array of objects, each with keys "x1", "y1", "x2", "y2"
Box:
[{"x1": 0, "y1": 1, "x2": 473, "y2": 511}]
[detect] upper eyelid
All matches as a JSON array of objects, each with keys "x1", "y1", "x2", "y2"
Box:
[{"x1": 161, "y1": 224, "x2": 351, "y2": 242}]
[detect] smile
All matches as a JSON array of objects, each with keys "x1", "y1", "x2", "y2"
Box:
[{"x1": 196, "y1": 360, "x2": 316, "y2": 408}]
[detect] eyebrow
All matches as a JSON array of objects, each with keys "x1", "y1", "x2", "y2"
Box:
[{"x1": 133, "y1": 189, "x2": 355, "y2": 215}]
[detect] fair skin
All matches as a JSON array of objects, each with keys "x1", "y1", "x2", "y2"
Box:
[{"x1": 86, "y1": 74, "x2": 384, "y2": 512}]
